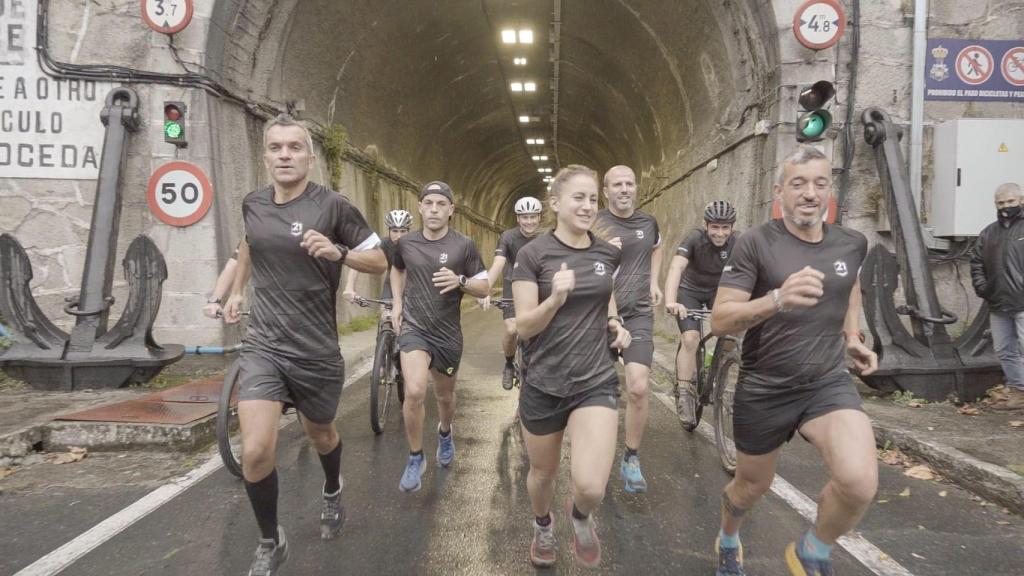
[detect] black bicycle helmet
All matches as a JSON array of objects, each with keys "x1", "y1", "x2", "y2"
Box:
[{"x1": 703, "y1": 200, "x2": 736, "y2": 224}]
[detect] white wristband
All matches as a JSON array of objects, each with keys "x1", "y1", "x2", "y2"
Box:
[{"x1": 771, "y1": 288, "x2": 786, "y2": 313}]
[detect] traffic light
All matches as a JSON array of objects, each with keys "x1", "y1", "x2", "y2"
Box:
[
  {"x1": 163, "y1": 101, "x2": 188, "y2": 148},
  {"x1": 795, "y1": 81, "x2": 835, "y2": 142}
]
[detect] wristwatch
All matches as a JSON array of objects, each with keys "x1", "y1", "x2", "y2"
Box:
[
  {"x1": 333, "y1": 243, "x2": 349, "y2": 263},
  {"x1": 206, "y1": 297, "x2": 221, "y2": 305},
  {"x1": 458, "y1": 274, "x2": 468, "y2": 288},
  {"x1": 607, "y1": 315, "x2": 624, "y2": 327}
]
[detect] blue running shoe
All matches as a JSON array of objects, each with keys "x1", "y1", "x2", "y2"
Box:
[
  {"x1": 399, "y1": 453, "x2": 425, "y2": 492},
  {"x1": 620, "y1": 455, "x2": 648, "y2": 493},
  {"x1": 785, "y1": 537, "x2": 835, "y2": 576},
  {"x1": 437, "y1": 425, "x2": 455, "y2": 468},
  {"x1": 715, "y1": 536, "x2": 746, "y2": 576}
]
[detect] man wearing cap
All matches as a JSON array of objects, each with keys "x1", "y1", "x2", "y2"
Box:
[{"x1": 391, "y1": 181, "x2": 490, "y2": 492}]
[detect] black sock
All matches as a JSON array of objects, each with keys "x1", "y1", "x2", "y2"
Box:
[
  {"x1": 410, "y1": 450, "x2": 423, "y2": 458},
  {"x1": 319, "y1": 440, "x2": 343, "y2": 494},
  {"x1": 536, "y1": 513, "x2": 552, "y2": 527},
  {"x1": 439, "y1": 427, "x2": 451, "y2": 438},
  {"x1": 244, "y1": 469, "x2": 279, "y2": 543},
  {"x1": 505, "y1": 355, "x2": 514, "y2": 366},
  {"x1": 624, "y1": 446, "x2": 639, "y2": 460},
  {"x1": 571, "y1": 503, "x2": 588, "y2": 521}
]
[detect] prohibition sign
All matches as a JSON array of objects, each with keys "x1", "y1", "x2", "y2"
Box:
[
  {"x1": 1001, "y1": 47, "x2": 1024, "y2": 87},
  {"x1": 140, "y1": 0, "x2": 194, "y2": 35},
  {"x1": 956, "y1": 45, "x2": 994, "y2": 86},
  {"x1": 792, "y1": 0, "x2": 846, "y2": 51},
  {"x1": 147, "y1": 161, "x2": 213, "y2": 227}
]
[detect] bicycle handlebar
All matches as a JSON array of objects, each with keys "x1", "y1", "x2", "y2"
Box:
[
  {"x1": 489, "y1": 298, "x2": 514, "y2": 311},
  {"x1": 354, "y1": 296, "x2": 393, "y2": 309}
]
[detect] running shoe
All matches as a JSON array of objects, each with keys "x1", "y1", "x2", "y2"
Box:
[
  {"x1": 320, "y1": 476, "x2": 345, "y2": 540},
  {"x1": 785, "y1": 537, "x2": 835, "y2": 576},
  {"x1": 399, "y1": 453, "x2": 425, "y2": 492},
  {"x1": 620, "y1": 454, "x2": 648, "y2": 493},
  {"x1": 502, "y1": 362, "x2": 515, "y2": 391},
  {"x1": 566, "y1": 499, "x2": 601, "y2": 567},
  {"x1": 715, "y1": 535, "x2": 745, "y2": 576},
  {"x1": 676, "y1": 380, "x2": 698, "y2": 428},
  {"x1": 437, "y1": 425, "x2": 455, "y2": 468},
  {"x1": 529, "y1": 515, "x2": 557, "y2": 567},
  {"x1": 247, "y1": 526, "x2": 289, "y2": 576}
]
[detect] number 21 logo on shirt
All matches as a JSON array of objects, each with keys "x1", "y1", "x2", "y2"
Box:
[
  {"x1": 834, "y1": 260, "x2": 849, "y2": 277},
  {"x1": 290, "y1": 222, "x2": 303, "y2": 237},
  {"x1": 594, "y1": 262, "x2": 607, "y2": 276},
  {"x1": 439, "y1": 252, "x2": 449, "y2": 264}
]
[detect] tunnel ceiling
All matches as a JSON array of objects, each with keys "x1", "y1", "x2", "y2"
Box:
[{"x1": 274, "y1": 0, "x2": 761, "y2": 226}]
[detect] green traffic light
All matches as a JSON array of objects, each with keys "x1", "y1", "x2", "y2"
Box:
[
  {"x1": 164, "y1": 120, "x2": 183, "y2": 139},
  {"x1": 801, "y1": 113, "x2": 826, "y2": 138}
]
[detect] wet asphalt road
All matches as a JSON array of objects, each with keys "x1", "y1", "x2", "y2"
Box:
[{"x1": 3, "y1": 309, "x2": 1023, "y2": 575}]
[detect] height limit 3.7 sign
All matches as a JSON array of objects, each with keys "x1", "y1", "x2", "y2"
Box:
[
  {"x1": 147, "y1": 161, "x2": 213, "y2": 227},
  {"x1": 926, "y1": 38, "x2": 1024, "y2": 102},
  {"x1": 140, "y1": 0, "x2": 193, "y2": 35}
]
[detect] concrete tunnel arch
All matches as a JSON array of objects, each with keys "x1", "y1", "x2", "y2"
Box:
[{"x1": 208, "y1": 0, "x2": 784, "y2": 233}]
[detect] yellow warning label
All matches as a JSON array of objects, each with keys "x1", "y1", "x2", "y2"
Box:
[{"x1": 999, "y1": 143, "x2": 1009, "y2": 153}]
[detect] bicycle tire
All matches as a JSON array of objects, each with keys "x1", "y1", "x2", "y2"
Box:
[
  {"x1": 370, "y1": 329, "x2": 395, "y2": 435},
  {"x1": 217, "y1": 361, "x2": 244, "y2": 479},
  {"x1": 713, "y1": 347, "x2": 741, "y2": 475}
]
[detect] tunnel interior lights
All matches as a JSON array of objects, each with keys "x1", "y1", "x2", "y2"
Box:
[
  {"x1": 510, "y1": 82, "x2": 523, "y2": 92},
  {"x1": 501, "y1": 29, "x2": 533, "y2": 44},
  {"x1": 514, "y1": 57, "x2": 527, "y2": 66},
  {"x1": 524, "y1": 82, "x2": 537, "y2": 92},
  {"x1": 519, "y1": 29, "x2": 534, "y2": 43},
  {"x1": 519, "y1": 115, "x2": 530, "y2": 123},
  {"x1": 502, "y1": 29, "x2": 517, "y2": 44},
  {"x1": 531, "y1": 155, "x2": 550, "y2": 161}
]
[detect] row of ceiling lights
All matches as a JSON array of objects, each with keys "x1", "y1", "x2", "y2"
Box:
[{"x1": 500, "y1": 26, "x2": 553, "y2": 186}]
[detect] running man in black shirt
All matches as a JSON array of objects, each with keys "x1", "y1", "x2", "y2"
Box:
[
  {"x1": 479, "y1": 196, "x2": 543, "y2": 390},
  {"x1": 391, "y1": 181, "x2": 489, "y2": 492},
  {"x1": 664, "y1": 201, "x2": 740, "y2": 425},
  {"x1": 223, "y1": 114, "x2": 387, "y2": 576},
  {"x1": 708, "y1": 146, "x2": 877, "y2": 576},
  {"x1": 595, "y1": 165, "x2": 662, "y2": 493},
  {"x1": 513, "y1": 165, "x2": 631, "y2": 568},
  {"x1": 342, "y1": 208, "x2": 413, "y2": 303}
]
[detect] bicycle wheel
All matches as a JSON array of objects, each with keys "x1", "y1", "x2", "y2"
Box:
[
  {"x1": 217, "y1": 361, "x2": 244, "y2": 479},
  {"x1": 713, "y1": 347, "x2": 740, "y2": 475},
  {"x1": 370, "y1": 329, "x2": 396, "y2": 434}
]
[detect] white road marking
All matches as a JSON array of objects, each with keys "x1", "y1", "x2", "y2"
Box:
[
  {"x1": 15, "y1": 356, "x2": 375, "y2": 576},
  {"x1": 652, "y1": 390, "x2": 915, "y2": 576}
]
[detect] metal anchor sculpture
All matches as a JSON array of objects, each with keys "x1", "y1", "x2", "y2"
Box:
[
  {"x1": 0, "y1": 88, "x2": 184, "y2": 391},
  {"x1": 859, "y1": 108, "x2": 1002, "y2": 402}
]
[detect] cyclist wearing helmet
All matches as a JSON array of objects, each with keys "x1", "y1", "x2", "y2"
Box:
[
  {"x1": 343, "y1": 209, "x2": 413, "y2": 303},
  {"x1": 481, "y1": 196, "x2": 544, "y2": 390},
  {"x1": 664, "y1": 199, "x2": 740, "y2": 426}
]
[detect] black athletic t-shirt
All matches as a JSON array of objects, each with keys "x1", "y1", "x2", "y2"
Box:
[
  {"x1": 242, "y1": 182, "x2": 379, "y2": 359},
  {"x1": 595, "y1": 209, "x2": 660, "y2": 316},
  {"x1": 495, "y1": 227, "x2": 536, "y2": 298},
  {"x1": 677, "y1": 229, "x2": 740, "y2": 294},
  {"x1": 393, "y1": 229, "x2": 487, "y2": 349},
  {"x1": 718, "y1": 220, "x2": 867, "y2": 388},
  {"x1": 379, "y1": 237, "x2": 396, "y2": 298},
  {"x1": 512, "y1": 232, "x2": 621, "y2": 397}
]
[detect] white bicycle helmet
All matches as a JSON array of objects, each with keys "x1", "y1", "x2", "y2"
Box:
[
  {"x1": 384, "y1": 209, "x2": 413, "y2": 229},
  {"x1": 514, "y1": 196, "x2": 543, "y2": 215}
]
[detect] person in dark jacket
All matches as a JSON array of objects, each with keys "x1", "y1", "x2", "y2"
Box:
[{"x1": 970, "y1": 182, "x2": 1024, "y2": 411}]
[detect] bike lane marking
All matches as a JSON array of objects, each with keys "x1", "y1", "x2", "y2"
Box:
[
  {"x1": 650, "y1": 386, "x2": 915, "y2": 576},
  {"x1": 15, "y1": 355, "x2": 375, "y2": 576}
]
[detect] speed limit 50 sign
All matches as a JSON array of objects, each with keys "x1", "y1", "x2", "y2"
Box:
[{"x1": 147, "y1": 161, "x2": 213, "y2": 227}]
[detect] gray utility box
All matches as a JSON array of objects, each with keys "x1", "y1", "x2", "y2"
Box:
[{"x1": 932, "y1": 118, "x2": 1024, "y2": 237}]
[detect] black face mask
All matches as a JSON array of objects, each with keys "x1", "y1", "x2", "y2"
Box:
[{"x1": 998, "y1": 205, "x2": 1022, "y2": 221}]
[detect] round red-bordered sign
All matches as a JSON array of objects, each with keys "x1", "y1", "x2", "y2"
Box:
[
  {"x1": 956, "y1": 45, "x2": 994, "y2": 86},
  {"x1": 793, "y1": 0, "x2": 846, "y2": 51},
  {"x1": 147, "y1": 161, "x2": 213, "y2": 227},
  {"x1": 140, "y1": 0, "x2": 194, "y2": 35},
  {"x1": 1001, "y1": 46, "x2": 1024, "y2": 87}
]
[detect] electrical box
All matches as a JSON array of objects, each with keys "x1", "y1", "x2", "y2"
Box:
[{"x1": 931, "y1": 119, "x2": 1024, "y2": 237}]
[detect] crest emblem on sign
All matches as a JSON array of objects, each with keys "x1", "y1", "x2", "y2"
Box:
[
  {"x1": 930, "y1": 45, "x2": 950, "y2": 81},
  {"x1": 440, "y1": 252, "x2": 449, "y2": 264},
  {"x1": 834, "y1": 260, "x2": 849, "y2": 277},
  {"x1": 636, "y1": 230, "x2": 645, "y2": 239},
  {"x1": 290, "y1": 222, "x2": 303, "y2": 236},
  {"x1": 594, "y1": 262, "x2": 606, "y2": 276}
]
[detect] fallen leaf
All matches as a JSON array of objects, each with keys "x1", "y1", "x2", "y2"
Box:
[
  {"x1": 958, "y1": 405, "x2": 980, "y2": 416},
  {"x1": 49, "y1": 446, "x2": 88, "y2": 465},
  {"x1": 878, "y1": 553, "x2": 890, "y2": 561},
  {"x1": 938, "y1": 491, "x2": 948, "y2": 497},
  {"x1": 996, "y1": 520, "x2": 1011, "y2": 525},
  {"x1": 907, "y1": 400, "x2": 924, "y2": 408},
  {"x1": 899, "y1": 487, "x2": 911, "y2": 497},
  {"x1": 911, "y1": 552, "x2": 926, "y2": 559},
  {"x1": 904, "y1": 464, "x2": 935, "y2": 480},
  {"x1": 0, "y1": 467, "x2": 13, "y2": 480},
  {"x1": 1009, "y1": 421, "x2": 1024, "y2": 428},
  {"x1": 876, "y1": 499, "x2": 890, "y2": 504}
]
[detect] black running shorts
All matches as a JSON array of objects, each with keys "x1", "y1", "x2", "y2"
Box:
[
  {"x1": 519, "y1": 376, "x2": 620, "y2": 436},
  {"x1": 732, "y1": 370, "x2": 863, "y2": 456},
  {"x1": 398, "y1": 327, "x2": 463, "y2": 376},
  {"x1": 238, "y1": 348, "x2": 345, "y2": 424},
  {"x1": 620, "y1": 310, "x2": 654, "y2": 367},
  {"x1": 676, "y1": 288, "x2": 716, "y2": 333}
]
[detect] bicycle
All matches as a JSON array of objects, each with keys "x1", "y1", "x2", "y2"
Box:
[
  {"x1": 673, "y1": 308, "x2": 740, "y2": 474},
  {"x1": 489, "y1": 298, "x2": 524, "y2": 389},
  {"x1": 354, "y1": 296, "x2": 404, "y2": 434}
]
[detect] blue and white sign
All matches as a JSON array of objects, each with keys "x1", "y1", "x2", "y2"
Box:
[{"x1": 926, "y1": 38, "x2": 1024, "y2": 102}]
